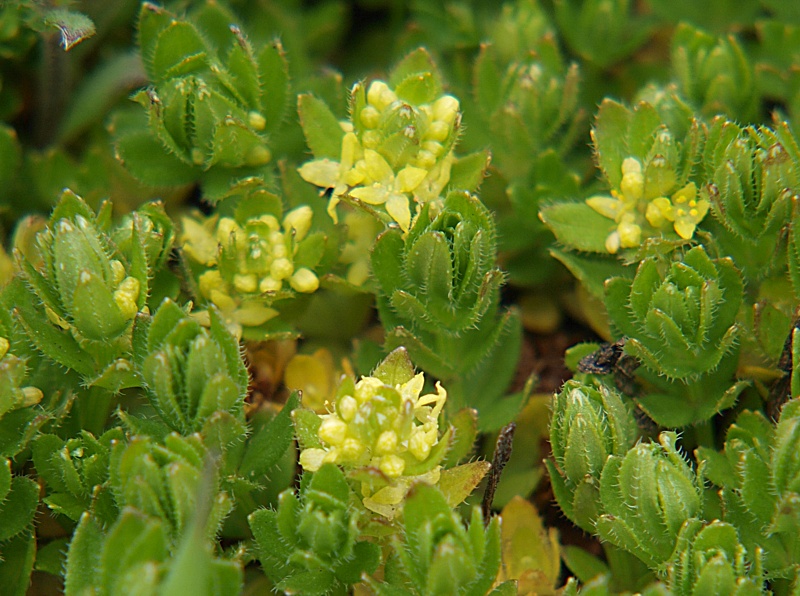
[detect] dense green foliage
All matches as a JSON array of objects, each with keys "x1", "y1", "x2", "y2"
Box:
[{"x1": 4, "y1": 0, "x2": 800, "y2": 594}]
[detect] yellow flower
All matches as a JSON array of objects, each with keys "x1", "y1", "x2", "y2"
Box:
[
  {"x1": 645, "y1": 183, "x2": 709, "y2": 240},
  {"x1": 586, "y1": 156, "x2": 708, "y2": 253},
  {"x1": 299, "y1": 372, "x2": 447, "y2": 477},
  {"x1": 349, "y1": 150, "x2": 428, "y2": 232},
  {"x1": 670, "y1": 182, "x2": 709, "y2": 239},
  {"x1": 297, "y1": 132, "x2": 366, "y2": 223}
]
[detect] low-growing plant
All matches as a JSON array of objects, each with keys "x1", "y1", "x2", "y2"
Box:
[{"x1": 4, "y1": 1, "x2": 800, "y2": 595}]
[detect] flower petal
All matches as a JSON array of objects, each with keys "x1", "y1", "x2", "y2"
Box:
[
  {"x1": 586, "y1": 196, "x2": 621, "y2": 220},
  {"x1": 363, "y1": 150, "x2": 394, "y2": 184},
  {"x1": 386, "y1": 192, "x2": 412, "y2": 232},
  {"x1": 350, "y1": 183, "x2": 390, "y2": 205},
  {"x1": 395, "y1": 166, "x2": 428, "y2": 193},
  {"x1": 298, "y1": 159, "x2": 340, "y2": 188}
]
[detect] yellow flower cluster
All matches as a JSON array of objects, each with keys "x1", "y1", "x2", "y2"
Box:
[
  {"x1": 180, "y1": 206, "x2": 318, "y2": 338},
  {"x1": 298, "y1": 80, "x2": 460, "y2": 232},
  {"x1": 299, "y1": 372, "x2": 447, "y2": 479},
  {"x1": 586, "y1": 157, "x2": 709, "y2": 254},
  {"x1": 299, "y1": 371, "x2": 448, "y2": 518}
]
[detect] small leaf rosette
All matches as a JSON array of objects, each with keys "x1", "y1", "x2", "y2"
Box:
[
  {"x1": 579, "y1": 98, "x2": 707, "y2": 254},
  {"x1": 596, "y1": 432, "x2": 702, "y2": 569},
  {"x1": 296, "y1": 348, "x2": 451, "y2": 518},
  {"x1": 371, "y1": 190, "x2": 504, "y2": 338},
  {"x1": 605, "y1": 246, "x2": 743, "y2": 380},
  {"x1": 546, "y1": 380, "x2": 639, "y2": 533},
  {"x1": 248, "y1": 463, "x2": 380, "y2": 595},
  {"x1": 672, "y1": 24, "x2": 756, "y2": 121},
  {"x1": 668, "y1": 520, "x2": 764, "y2": 596},
  {"x1": 365, "y1": 483, "x2": 513, "y2": 595},
  {"x1": 705, "y1": 118, "x2": 799, "y2": 281},
  {"x1": 698, "y1": 402, "x2": 800, "y2": 579},
  {"x1": 474, "y1": 35, "x2": 584, "y2": 178},
  {"x1": 135, "y1": 299, "x2": 249, "y2": 434},
  {"x1": 298, "y1": 49, "x2": 461, "y2": 232},
  {"x1": 63, "y1": 433, "x2": 240, "y2": 595},
  {"x1": 118, "y1": 2, "x2": 289, "y2": 200},
  {"x1": 11, "y1": 190, "x2": 158, "y2": 389},
  {"x1": 180, "y1": 190, "x2": 323, "y2": 340}
]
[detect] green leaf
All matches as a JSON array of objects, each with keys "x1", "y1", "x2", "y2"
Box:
[
  {"x1": 257, "y1": 40, "x2": 290, "y2": 133},
  {"x1": 539, "y1": 202, "x2": 615, "y2": 253},
  {"x1": 35, "y1": 537, "x2": 69, "y2": 577},
  {"x1": 0, "y1": 530, "x2": 36, "y2": 596},
  {"x1": 298, "y1": 94, "x2": 344, "y2": 160},
  {"x1": 474, "y1": 44, "x2": 503, "y2": 115},
  {"x1": 44, "y1": 9, "x2": 96, "y2": 51},
  {"x1": 71, "y1": 271, "x2": 129, "y2": 341},
  {"x1": 116, "y1": 132, "x2": 197, "y2": 187},
  {"x1": 449, "y1": 150, "x2": 491, "y2": 192},
  {"x1": 443, "y1": 408, "x2": 478, "y2": 466},
  {"x1": 100, "y1": 509, "x2": 168, "y2": 593},
  {"x1": 335, "y1": 540, "x2": 381, "y2": 584},
  {"x1": 438, "y1": 461, "x2": 491, "y2": 507},
  {"x1": 292, "y1": 409, "x2": 322, "y2": 450},
  {"x1": 9, "y1": 281, "x2": 95, "y2": 377},
  {"x1": 551, "y1": 249, "x2": 633, "y2": 301},
  {"x1": 151, "y1": 21, "x2": 208, "y2": 81},
  {"x1": 0, "y1": 459, "x2": 10, "y2": 502},
  {"x1": 389, "y1": 48, "x2": 442, "y2": 96},
  {"x1": 239, "y1": 392, "x2": 300, "y2": 479},
  {"x1": 0, "y1": 476, "x2": 39, "y2": 542},
  {"x1": 371, "y1": 347, "x2": 416, "y2": 386},
  {"x1": 64, "y1": 513, "x2": 104, "y2": 595},
  {"x1": 395, "y1": 72, "x2": 439, "y2": 105}
]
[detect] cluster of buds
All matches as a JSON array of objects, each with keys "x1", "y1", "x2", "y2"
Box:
[
  {"x1": 180, "y1": 193, "x2": 321, "y2": 340},
  {"x1": 298, "y1": 49, "x2": 461, "y2": 232},
  {"x1": 299, "y1": 372, "x2": 447, "y2": 479},
  {"x1": 587, "y1": 155, "x2": 709, "y2": 254},
  {"x1": 581, "y1": 98, "x2": 705, "y2": 254},
  {"x1": 297, "y1": 348, "x2": 450, "y2": 518}
]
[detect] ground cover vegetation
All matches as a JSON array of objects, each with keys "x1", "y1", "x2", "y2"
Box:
[{"x1": 3, "y1": 0, "x2": 800, "y2": 594}]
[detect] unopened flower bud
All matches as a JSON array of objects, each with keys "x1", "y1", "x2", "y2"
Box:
[
  {"x1": 375, "y1": 431, "x2": 398, "y2": 455},
  {"x1": 248, "y1": 111, "x2": 267, "y2": 131},
  {"x1": 360, "y1": 106, "x2": 380, "y2": 128},
  {"x1": 319, "y1": 417, "x2": 348, "y2": 446},
  {"x1": 426, "y1": 121, "x2": 450, "y2": 142},
  {"x1": 270, "y1": 258, "x2": 293, "y2": 281},
  {"x1": 379, "y1": 454, "x2": 406, "y2": 478},
  {"x1": 367, "y1": 81, "x2": 397, "y2": 111},
  {"x1": 432, "y1": 95, "x2": 460, "y2": 125},
  {"x1": 290, "y1": 268, "x2": 319, "y2": 293},
  {"x1": 113, "y1": 277, "x2": 140, "y2": 319},
  {"x1": 283, "y1": 206, "x2": 313, "y2": 241}
]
